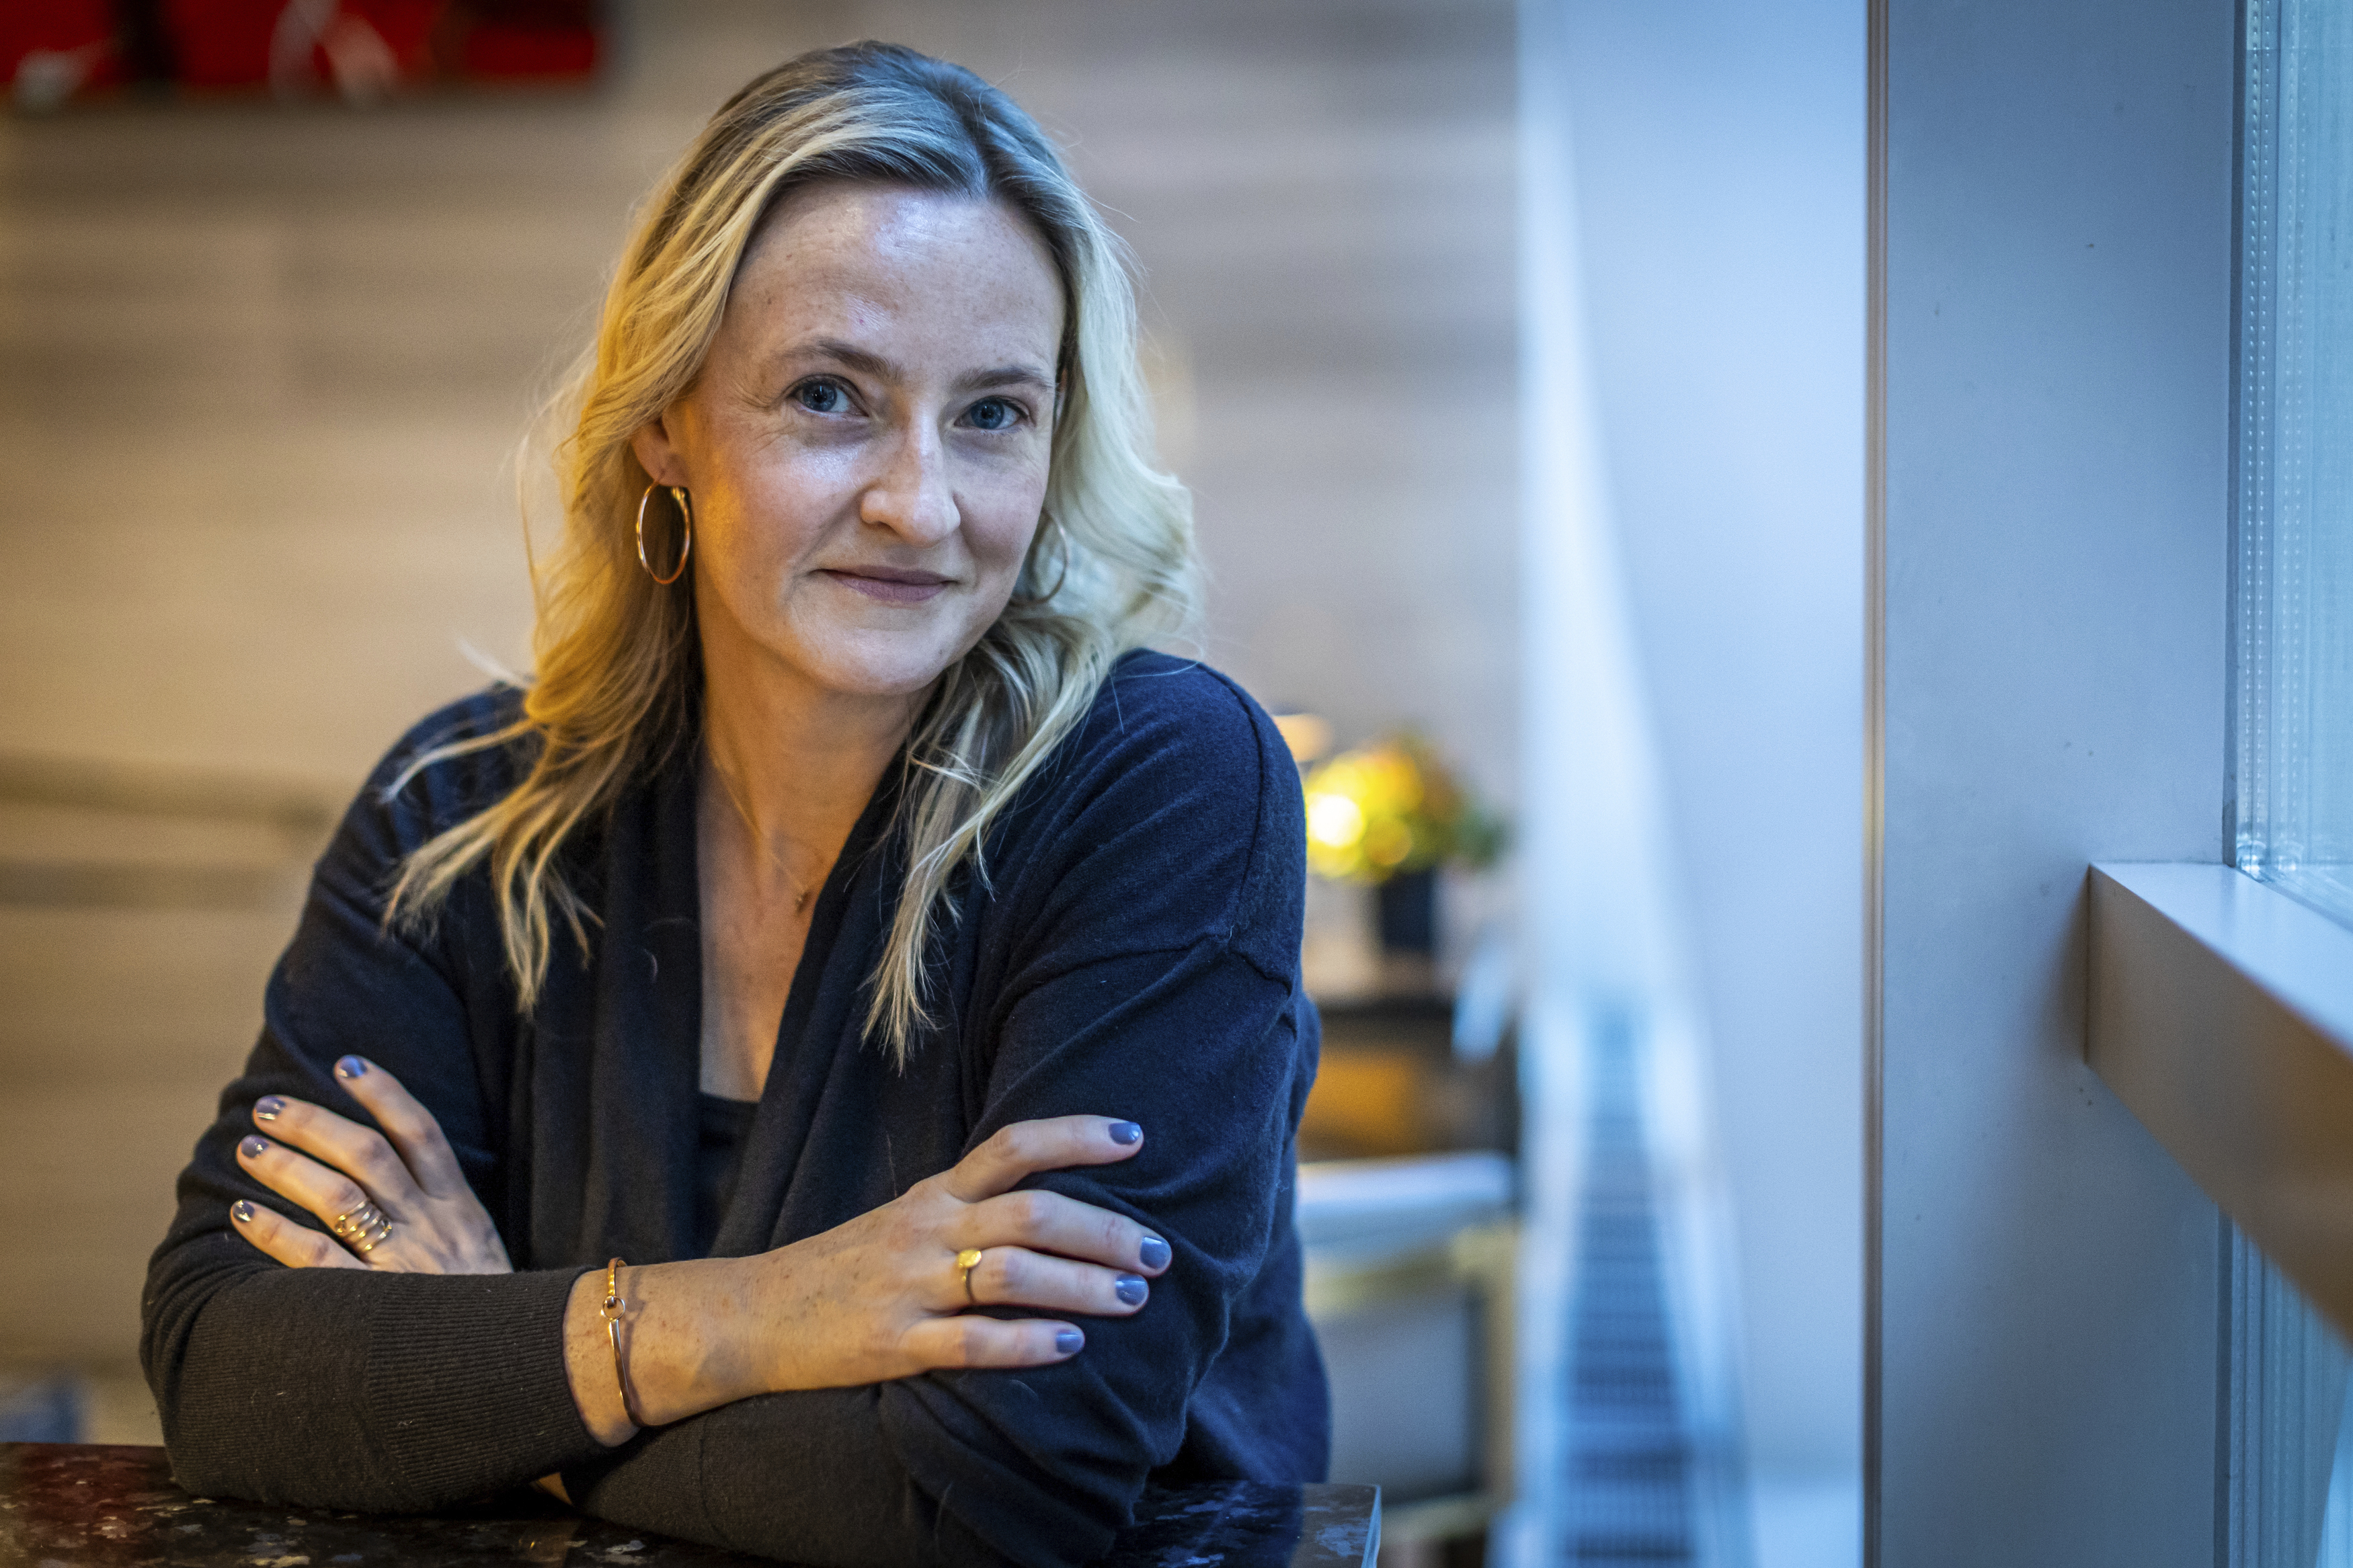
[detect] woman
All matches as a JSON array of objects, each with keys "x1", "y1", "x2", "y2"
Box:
[{"x1": 138, "y1": 41, "x2": 1326, "y2": 1568}]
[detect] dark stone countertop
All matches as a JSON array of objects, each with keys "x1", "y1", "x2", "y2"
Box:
[{"x1": 0, "y1": 1444, "x2": 1378, "y2": 1567}]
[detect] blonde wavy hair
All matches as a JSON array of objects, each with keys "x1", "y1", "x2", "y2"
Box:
[{"x1": 387, "y1": 42, "x2": 1199, "y2": 1063}]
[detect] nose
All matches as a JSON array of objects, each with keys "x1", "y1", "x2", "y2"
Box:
[{"x1": 860, "y1": 420, "x2": 959, "y2": 545}]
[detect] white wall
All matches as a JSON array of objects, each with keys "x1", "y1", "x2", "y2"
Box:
[
  {"x1": 1878, "y1": 0, "x2": 2236, "y2": 1559},
  {"x1": 1531, "y1": 3, "x2": 2243, "y2": 1558},
  {"x1": 1547, "y1": 0, "x2": 1868, "y2": 1525}
]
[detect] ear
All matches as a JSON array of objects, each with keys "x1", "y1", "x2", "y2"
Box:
[{"x1": 629, "y1": 410, "x2": 690, "y2": 489}]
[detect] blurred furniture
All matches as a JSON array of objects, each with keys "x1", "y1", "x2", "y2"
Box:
[
  {"x1": 1300, "y1": 997, "x2": 1517, "y2": 1163},
  {"x1": 0, "y1": 1376, "x2": 80, "y2": 1445},
  {"x1": 0, "y1": 1444, "x2": 1379, "y2": 1567},
  {"x1": 1298, "y1": 996, "x2": 1519, "y2": 1560}
]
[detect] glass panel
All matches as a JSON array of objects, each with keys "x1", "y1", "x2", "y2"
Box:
[
  {"x1": 2319, "y1": 1380, "x2": 2353, "y2": 1567},
  {"x1": 2236, "y1": 0, "x2": 2353, "y2": 925},
  {"x1": 2223, "y1": 1228, "x2": 2350, "y2": 1568},
  {"x1": 2235, "y1": 11, "x2": 2353, "y2": 1566}
]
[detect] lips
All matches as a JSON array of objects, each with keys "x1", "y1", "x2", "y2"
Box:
[{"x1": 820, "y1": 567, "x2": 952, "y2": 606}]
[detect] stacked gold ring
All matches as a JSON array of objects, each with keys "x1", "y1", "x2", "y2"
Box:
[{"x1": 329, "y1": 1198, "x2": 394, "y2": 1255}]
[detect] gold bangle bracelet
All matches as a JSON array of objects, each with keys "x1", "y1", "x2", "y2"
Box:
[{"x1": 600, "y1": 1257, "x2": 646, "y2": 1430}]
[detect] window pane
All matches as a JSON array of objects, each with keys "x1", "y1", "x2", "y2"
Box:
[
  {"x1": 2225, "y1": 1226, "x2": 2351, "y2": 1568},
  {"x1": 2237, "y1": 0, "x2": 2353, "y2": 925}
]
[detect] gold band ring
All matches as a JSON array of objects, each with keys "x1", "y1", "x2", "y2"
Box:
[
  {"x1": 329, "y1": 1198, "x2": 393, "y2": 1255},
  {"x1": 956, "y1": 1247, "x2": 984, "y2": 1305}
]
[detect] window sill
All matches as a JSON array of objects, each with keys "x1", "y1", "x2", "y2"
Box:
[{"x1": 2088, "y1": 863, "x2": 2353, "y2": 1336}]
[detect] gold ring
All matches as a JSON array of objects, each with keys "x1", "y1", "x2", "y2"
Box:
[
  {"x1": 329, "y1": 1198, "x2": 394, "y2": 1255},
  {"x1": 956, "y1": 1247, "x2": 984, "y2": 1305}
]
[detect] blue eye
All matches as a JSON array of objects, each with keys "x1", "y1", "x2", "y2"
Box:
[
  {"x1": 793, "y1": 379, "x2": 849, "y2": 414},
  {"x1": 967, "y1": 398, "x2": 1020, "y2": 431}
]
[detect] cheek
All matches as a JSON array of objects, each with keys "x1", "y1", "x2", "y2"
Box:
[
  {"x1": 972, "y1": 511, "x2": 1043, "y2": 580},
  {"x1": 964, "y1": 456, "x2": 1053, "y2": 575},
  {"x1": 703, "y1": 454, "x2": 842, "y2": 570}
]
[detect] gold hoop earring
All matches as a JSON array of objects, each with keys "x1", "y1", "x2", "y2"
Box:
[
  {"x1": 636, "y1": 484, "x2": 692, "y2": 586},
  {"x1": 1008, "y1": 515, "x2": 1070, "y2": 608}
]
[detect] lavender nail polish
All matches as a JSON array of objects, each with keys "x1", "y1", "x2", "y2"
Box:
[
  {"x1": 239, "y1": 1136, "x2": 268, "y2": 1160},
  {"x1": 1138, "y1": 1235, "x2": 1170, "y2": 1271},
  {"x1": 1108, "y1": 1120, "x2": 1141, "y2": 1146},
  {"x1": 1115, "y1": 1275, "x2": 1148, "y2": 1306},
  {"x1": 1055, "y1": 1329, "x2": 1084, "y2": 1355},
  {"x1": 335, "y1": 1056, "x2": 367, "y2": 1080},
  {"x1": 232, "y1": 1200, "x2": 255, "y2": 1224},
  {"x1": 255, "y1": 1096, "x2": 285, "y2": 1122}
]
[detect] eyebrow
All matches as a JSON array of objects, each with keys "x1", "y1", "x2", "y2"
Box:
[{"x1": 791, "y1": 337, "x2": 1057, "y2": 397}]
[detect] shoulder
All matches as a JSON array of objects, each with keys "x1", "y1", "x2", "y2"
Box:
[
  {"x1": 1045, "y1": 651, "x2": 1299, "y2": 848},
  {"x1": 992, "y1": 651, "x2": 1305, "y2": 975},
  {"x1": 335, "y1": 686, "x2": 534, "y2": 868},
  {"x1": 1068, "y1": 649, "x2": 1291, "y2": 790}
]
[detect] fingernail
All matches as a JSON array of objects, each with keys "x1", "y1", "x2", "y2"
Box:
[
  {"x1": 335, "y1": 1056, "x2": 367, "y2": 1080},
  {"x1": 232, "y1": 1200, "x2": 255, "y2": 1224},
  {"x1": 1108, "y1": 1120, "x2": 1141, "y2": 1146},
  {"x1": 1115, "y1": 1275, "x2": 1148, "y2": 1307},
  {"x1": 1138, "y1": 1235, "x2": 1170, "y2": 1271},
  {"x1": 239, "y1": 1136, "x2": 268, "y2": 1160},
  {"x1": 1055, "y1": 1329, "x2": 1084, "y2": 1355},
  {"x1": 255, "y1": 1096, "x2": 285, "y2": 1122}
]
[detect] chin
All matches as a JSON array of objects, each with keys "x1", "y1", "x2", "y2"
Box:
[{"x1": 799, "y1": 627, "x2": 982, "y2": 701}]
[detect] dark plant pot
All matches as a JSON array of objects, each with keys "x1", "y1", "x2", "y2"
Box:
[{"x1": 1375, "y1": 867, "x2": 1437, "y2": 955}]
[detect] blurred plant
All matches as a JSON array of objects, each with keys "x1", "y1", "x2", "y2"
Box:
[{"x1": 1301, "y1": 733, "x2": 1504, "y2": 884}]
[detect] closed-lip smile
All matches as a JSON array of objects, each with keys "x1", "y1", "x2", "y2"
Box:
[{"x1": 821, "y1": 565, "x2": 953, "y2": 604}]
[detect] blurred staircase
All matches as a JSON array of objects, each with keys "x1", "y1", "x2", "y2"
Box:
[{"x1": 1562, "y1": 1016, "x2": 1697, "y2": 1565}]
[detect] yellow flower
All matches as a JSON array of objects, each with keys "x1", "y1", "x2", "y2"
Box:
[{"x1": 1300, "y1": 733, "x2": 1501, "y2": 884}]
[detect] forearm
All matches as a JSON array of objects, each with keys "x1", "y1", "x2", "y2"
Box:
[
  {"x1": 561, "y1": 1255, "x2": 777, "y2": 1445},
  {"x1": 555, "y1": 1224, "x2": 1140, "y2": 1565},
  {"x1": 151, "y1": 1253, "x2": 605, "y2": 1510},
  {"x1": 566, "y1": 1385, "x2": 1014, "y2": 1568},
  {"x1": 551, "y1": 1278, "x2": 1036, "y2": 1565}
]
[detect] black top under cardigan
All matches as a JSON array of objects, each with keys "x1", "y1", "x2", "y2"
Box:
[{"x1": 138, "y1": 651, "x2": 1330, "y2": 1568}]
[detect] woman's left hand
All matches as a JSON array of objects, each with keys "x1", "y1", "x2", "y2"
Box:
[{"x1": 228, "y1": 1055, "x2": 512, "y2": 1275}]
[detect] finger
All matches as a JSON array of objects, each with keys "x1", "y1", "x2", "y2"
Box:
[
  {"x1": 940, "y1": 1117, "x2": 1144, "y2": 1203},
  {"x1": 899, "y1": 1314, "x2": 1086, "y2": 1371},
  {"x1": 961, "y1": 1245, "x2": 1149, "y2": 1317},
  {"x1": 229, "y1": 1198, "x2": 364, "y2": 1270},
  {"x1": 236, "y1": 1133, "x2": 383, "y2": 1240},
  {"x1": 328, "y1": 1056, "x2": 469, "y2": 1201},
  {"x1": 251, "y1": 1094, "x2": 425, "y2": 1214},
  {"x1": 957, "y1": 1188, "x2": 1170, "y2": 1275}
]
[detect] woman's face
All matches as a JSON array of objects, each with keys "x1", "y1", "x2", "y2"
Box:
[{"x1": 633, "y1": 182, "x2": 1064, "y2": 710}]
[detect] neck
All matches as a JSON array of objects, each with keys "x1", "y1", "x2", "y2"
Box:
[{"x1": 698, "y1": 647, "x2": 924, "y2": 895}]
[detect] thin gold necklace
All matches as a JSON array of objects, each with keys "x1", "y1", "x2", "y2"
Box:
[{"x1": 705, "y1": 753, "x2": 816, "y2": 915}]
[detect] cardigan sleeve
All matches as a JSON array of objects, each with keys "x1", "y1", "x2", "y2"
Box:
[
  {"x1": 140, "y1": 698, "x2": 610, "y2": 1509},
  {"x1": 568, "y1": 663, "x2": 1317, "y2": 1567}
]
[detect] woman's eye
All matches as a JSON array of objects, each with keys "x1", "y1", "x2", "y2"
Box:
[
  {"x1": 792, "y1": 379, "x2": 850, "y2": 415},
  {"x1": 965, "y1": 397, "x2": 1022, "y2": 431}
]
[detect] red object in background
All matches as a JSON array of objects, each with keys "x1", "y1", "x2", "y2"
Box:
[
  {"x1": 160, "y1": 0, "x2": 448, "y2": 93},
  {"x1": 155, "y1": 0, "x2": 276, "y2": 87},
  {"x1": 457, "y1": 0, "x2": 597, "y2": 80},
  {"x1": 1, "y1": 1, "x2": 124, "y2": 108},
  {"x1": 3, "y1": 0, "x2": 598, "y2": 107}
]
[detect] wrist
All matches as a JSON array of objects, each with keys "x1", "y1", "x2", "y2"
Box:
[
  {"x1": 561, "y1": 1253, "x2": 781, "y2": 1441},
  {"x1": 612, "y1": 1254, "x2": 775, "y2": 1426},
  {"x1": 561, "y1": 1268, "x2": 636, "y2": 1447}
]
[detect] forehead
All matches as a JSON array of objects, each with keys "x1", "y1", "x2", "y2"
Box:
[{"x1": 723, "y1": 183, "x2": 1065, "y2": 362}]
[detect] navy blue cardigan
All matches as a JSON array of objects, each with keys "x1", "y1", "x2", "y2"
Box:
[{"x1": 139, "y1": 651, "x2": 1329, "y2": 1567}]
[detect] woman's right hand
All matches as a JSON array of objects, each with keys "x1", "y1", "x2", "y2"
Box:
[{"x1": 567, "y1": 1115, "x2": 1172, "y2": 1442}]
